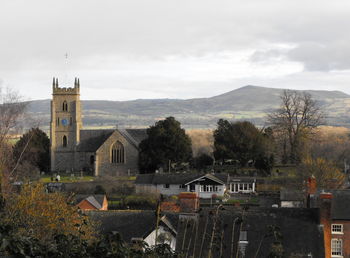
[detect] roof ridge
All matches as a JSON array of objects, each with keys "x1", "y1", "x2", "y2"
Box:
[
  {"x1": 85, "y1": 196, "x2": 102, "y2": 209},
  {"x1": 118, "y1": 129, "x2": 139, "y2": 148}
]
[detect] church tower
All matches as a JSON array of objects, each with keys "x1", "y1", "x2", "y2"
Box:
[{"x1": 50, "y1": 77, "x2": 82, "y2": 172}]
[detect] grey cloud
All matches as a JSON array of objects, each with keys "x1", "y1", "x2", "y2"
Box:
[
  {"x1": 1, "y1": 0, "x2": 350, "y2": 99},
  {"x1": 250, "y1": 49, "x2": 288, "y2": 63},
  {"x1": 287, "y1": 42, "x2": 350, "y2": 71}
]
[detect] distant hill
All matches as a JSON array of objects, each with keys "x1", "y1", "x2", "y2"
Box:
[{"x1": 26, "y1": 85, "x2": 350, "y2": 129}]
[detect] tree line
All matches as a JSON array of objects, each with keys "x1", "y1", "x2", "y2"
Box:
[
  {"x1": 138, "y1": 90, "x2": 348, "y2": 188},
  {"x1": 3, "y1": 88, "x2": 346, "y2": 188}
]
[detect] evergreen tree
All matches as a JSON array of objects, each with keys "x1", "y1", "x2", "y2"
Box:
[
  {"x1": 213, "y1": 120, "x2": 273, "y2": 172},
  {"x1": 139, "y1": 117, "x2": 192, "y2": 173},
  {"x1": 13, "y1": 127, "x2": 50, "y2": 172}
]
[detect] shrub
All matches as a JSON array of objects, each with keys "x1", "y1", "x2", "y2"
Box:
[{"x1": 124, "y1": 195, "x2": 157, "y2": 209}]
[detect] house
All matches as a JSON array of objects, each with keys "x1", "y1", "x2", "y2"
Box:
[
  {"x1": 305, "y1": 175, "x2": 350, "y2": 258},
  {"x1": 135, "y1": 173, "x2": 257, "y2": 199},
  {"x1": 89, "y1": 210, "x2": 178, "y2": 251},
  {"x1": 75, "y1": 194, "x2": 108, "y2": 210},
  {"x1": 308, "y1": 190, "x2": 350, "y2": 258},
  {"x1": 50, "y1": 78, "x2": 147, "y2": 176},
  {"x1": 135, "y1": 173, "x2": 228, "y2": 199}
]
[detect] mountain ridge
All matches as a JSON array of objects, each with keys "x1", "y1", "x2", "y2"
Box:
[{"x1": 25, "y1": 85, "x2": 350, "y2": 129}]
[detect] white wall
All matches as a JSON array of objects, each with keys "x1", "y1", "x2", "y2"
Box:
[
  {"x1": 189, "y1": 184, "x2": 225, "y2": 199},
  {"x1": 281, "y1": 201, "x2": 303, "y2": 208},
  {"x1": 156, "y1": 184, "x2": 185, "y2": 196}
]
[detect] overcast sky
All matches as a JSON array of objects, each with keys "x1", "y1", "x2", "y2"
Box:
[{"x1": 1, "y1": 0, "x2": 350, "y2": 101}]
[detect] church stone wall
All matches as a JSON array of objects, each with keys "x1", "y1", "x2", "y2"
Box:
[
  {"x1": 74, "y1": 151, "x2": 96, "y2": 174},
  {"x1": 96, "y1": 131, "x2": 139, "y2": 176},
  {"x1": 54, "y1": 151, "x2": 76, "y2": 172}
]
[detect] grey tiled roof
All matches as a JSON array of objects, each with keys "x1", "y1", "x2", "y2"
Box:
[
  {"x1": 280, "y1": 189, "x2": 305, "y2": 201},
  {"x1": 135, "y1": 173, "x2": 204, "y2": 185},
  {"x1": 77, "y1": 130, "x2": 114, "y2": 152},
  {"x1": 125, "y1": 129, "x2": 148, "y2": 144},
  {"x1": 75, "y1": 194, "x2": 105, "y2": 209},
  {"x1": 135, "y1": 173, "x2": 254, "y2": 186},
  {"x1": 331, "y1": 190, "x2": 350, "y2": 220},
  {"x1": 228, "y1": 176, "x2": 256, "y2": 183},
  {"x1": 89, "y1": 211, "x2": 178, "y2": 242},
  {"x1": 176, "y1": 207, "x2": 324, "y2": 258},
  {"x1": 310, "y1": 190, "x2": 350, "y2": 220},
  {"x1": 76, "y1": 128, "x2": 147, "y2": 152}
]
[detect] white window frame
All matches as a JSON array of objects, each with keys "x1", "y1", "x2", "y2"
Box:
[
  {"x1": 332, "y1": 224, "x2": 343, "y2": 234},
  {"x1": 331, "y1": 238, "x2": 343, "y2": 257}
]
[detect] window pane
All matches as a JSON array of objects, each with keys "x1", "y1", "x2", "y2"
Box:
[
  {"x1": 331, "y1": 239, "x2": 342, "y2": 256},
  {"x1": 332, "y1": 224, "x2": 343, "y2": 233}
]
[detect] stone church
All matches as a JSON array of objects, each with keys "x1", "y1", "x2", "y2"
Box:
[{"x1": 50, "y1": 78, "x2": 147, "y2": 176}]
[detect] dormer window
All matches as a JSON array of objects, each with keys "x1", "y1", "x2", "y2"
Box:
[{"x1": 62, "y1": 101, "x2": 68, "y2": 112}]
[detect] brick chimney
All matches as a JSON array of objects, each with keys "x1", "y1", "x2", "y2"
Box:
[
  {"x1": 179, "y1": 192, "x2": 199, "y2": 213},
  {"x1": 307, "y1": 175, "x2": 317, "y2": 195},
  {"x1": 319, "y1": 192, "x2": 332, "y2": 258}
]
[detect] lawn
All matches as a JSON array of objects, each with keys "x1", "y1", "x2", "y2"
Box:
[{"x1": 40, "y1": 175, "x2": 95, "y2": 183}]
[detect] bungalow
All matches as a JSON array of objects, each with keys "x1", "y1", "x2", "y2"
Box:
[
  {"x1": 135, "y1": 173, "x2": 257, "y2": 199},
  {"x1": 135, "y1": 173, "x2": 228, "y2": 199}
]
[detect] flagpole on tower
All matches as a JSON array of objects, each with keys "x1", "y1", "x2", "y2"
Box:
[{"x1": 63, "y1": 52, "x2": 69, "y2": 85}]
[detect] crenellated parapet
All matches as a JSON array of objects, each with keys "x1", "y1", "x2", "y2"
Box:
[{"x1": 52, "y1": 77, "x2": 80, "y2": 94}]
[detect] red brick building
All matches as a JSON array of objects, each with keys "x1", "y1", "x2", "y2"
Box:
[
  {"x1": 76, "y1": 194, "x2": 108, "y2": 211},
  {"x1": 307, "y1": 177, "x2": 350, "y2": 257}
]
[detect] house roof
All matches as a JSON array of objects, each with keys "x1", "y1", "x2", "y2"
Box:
[
  {"x1": 331, "y1": 190, "x2": 350, "y2": 220},
  {"x1": 89, "y1": 210, "x2": 178, "y2": 242},
  {"x1": 184, "y1": 173, "x2": 225, "y2": 185},
  {"x1": 176, "y1": 207, "x2": 324, "y2": 258},
  {"x1": 75, "y1": 194, "x2": 105, "y2": 209},
  {"x1": 135, "y1": 173, "x2": 204, "y2": 185},
  {"x1": 135, "y1": 173, "x2": 230, "y2": 186},
  {"x1": 310, "y1": 190, "x2": 350, "y2": 220},
  {"x1": 77, "y1": 130, "x2": 114, "y2": 152},
  {"x1": 76, "y1": 128, "x2": 147, "y2": 152},
  {"x1": 280, "y1": 189, "x2": 305, "y2": 201},
  {"x1": 134, "y1": 174, "x2": 155, "y2": 184},
  {"x1": 228, "y1": 176, "x2": 256, "y2": 183}
]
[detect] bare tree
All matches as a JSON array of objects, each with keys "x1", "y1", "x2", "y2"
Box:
[
  {"x1": 268, "y1": 90, "x2": 324, "y2": 164},
  {"x1": 0, "y1": 87, "x2": 27, "y2": 197}
]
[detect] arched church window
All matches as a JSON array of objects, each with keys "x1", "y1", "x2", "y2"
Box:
[
  {"x1": 111, "y1": 141, "x2": 124, "y2": 164},
  {"x1": 63, "y1": 135, "x2": 67, "y2": 147},
  {"x1": 62, "y1": 101, "x2": 68, "y2": 112}
]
